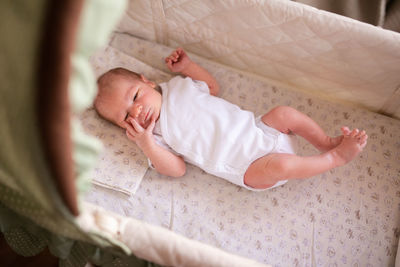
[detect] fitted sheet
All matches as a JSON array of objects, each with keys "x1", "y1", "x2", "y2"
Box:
[{"x1": 84, "y1": 33, "x2": 400, "y2": 266}]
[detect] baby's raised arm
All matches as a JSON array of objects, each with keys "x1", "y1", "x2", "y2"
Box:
[{"x1": 165, "y1": 48, "x2": 219, "y2": 96}]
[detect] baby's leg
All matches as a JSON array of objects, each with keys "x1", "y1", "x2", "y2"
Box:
[
  {"x1": 262, "y1": 106, "x2": 345, "y2": 152},
  {"x1": 244, "y1": 129, "x2": 368, "y2": 189}
]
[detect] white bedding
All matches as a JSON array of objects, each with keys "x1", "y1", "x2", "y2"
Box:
[{"x1": 84, "y1": 33, "x2": 400, "y2": 266}]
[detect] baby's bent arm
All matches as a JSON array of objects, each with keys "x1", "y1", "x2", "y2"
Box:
[
  {"x1": 139, "y1": 139, "x2": 186, "y2": 177},
  {"x1": 166, "y1": 48, "x2": 219, "y2": 96}
]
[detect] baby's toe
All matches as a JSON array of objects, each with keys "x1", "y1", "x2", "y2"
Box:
[
  {"x1": 355, "y1": 134, "x2": 368, "y2": 148},
  {"x1": 355, "y1": 130, "x2": 365, "y2": 139},
  {"x1": 350, "y1": 129, "x2": 359, "y2": 137},
  {"x1": 341, "y1": 126, "x2": 350, "y2": 135},
  {"x1": 360, "y1": 134, "x2": 368, "y2": 142},
  {"x1": 360, "y1": 139, "x2": 368, "y2": 148}
]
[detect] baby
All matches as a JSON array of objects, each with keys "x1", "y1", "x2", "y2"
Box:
[{"x1": 94, "y1": 48, "x2": 368, "y2": 191}]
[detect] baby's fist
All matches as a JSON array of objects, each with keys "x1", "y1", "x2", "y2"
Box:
[{"x1": 165, "y1": 48, "x2": 191, "y2": 73}]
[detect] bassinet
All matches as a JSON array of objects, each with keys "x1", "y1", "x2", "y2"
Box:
[{"x1": 1, "y1": 0, "x2": 400, "y2": 266}]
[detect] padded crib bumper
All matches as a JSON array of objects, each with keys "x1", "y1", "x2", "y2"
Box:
[
  {"x1": 78, "y1": 203, "x2": 267, "y2": 267},
  {"x1": 118, "y1": 0, "x2": 400, "y2": 119}
]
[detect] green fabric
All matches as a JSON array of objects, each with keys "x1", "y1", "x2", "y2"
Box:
[
  {"x1": 70, "y1": 0, "x2": 130, "y2": 196},
  {"x1": 73, "y1": 118, "x2": 103, "y2": 198},
  {"x1": 0, "y1": 0, "x2": 62, "y2": 216},
  {"x1": 0, "y1": 0, "x2": 164, "y2": 263},
  {"x1": 0, "y1": 0, "x2": 162, "y2": 265},
  {"x1": 66, "y1": 0, "x2": 129, "y2": 250},
  {"x1": 0, "y1": 0, "x2": 120, "y2": 237}
]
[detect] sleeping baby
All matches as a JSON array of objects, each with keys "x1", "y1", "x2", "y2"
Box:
[{"x1": 94, "y1": 48, "x2": 368, "y2": 191}]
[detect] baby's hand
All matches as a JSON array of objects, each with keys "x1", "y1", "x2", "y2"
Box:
[
  {"x1": 165, "y1": 48, "x2": 192, "y2": 73},
  {"x1": 124, "y1": 118, "x2": 155, "y2": 149}
]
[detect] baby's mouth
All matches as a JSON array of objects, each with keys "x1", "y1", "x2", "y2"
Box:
[
  {"x1": 136, "y1": 108, "x2": 152, "y2": 127},
  {"x1": 144, "y1": 108, "x2": 153, "y2": 122}
]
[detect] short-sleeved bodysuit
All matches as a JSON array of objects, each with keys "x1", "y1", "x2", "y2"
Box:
[{"x1": 153, "y1": 76, "x2": 296, "y2": 191}]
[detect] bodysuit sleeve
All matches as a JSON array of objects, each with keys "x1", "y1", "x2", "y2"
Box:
[{"x1": 192, "y1": 79, "x2": 210, "y2": 94}]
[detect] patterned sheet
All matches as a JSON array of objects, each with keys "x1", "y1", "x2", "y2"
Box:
[
  {"x1": 84, "y1": 33, "x2": 400, "y2": 266},
  {"x1": 79, "y1": 108, "x2": 148, "y2": 195}
]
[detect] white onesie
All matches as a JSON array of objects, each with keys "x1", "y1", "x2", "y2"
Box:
[{"x1": 153, "y1": 76, "x2": 296, "y2": 191}]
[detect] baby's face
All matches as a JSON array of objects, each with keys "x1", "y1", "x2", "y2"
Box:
[{"x1": 102, "y1": 75, "x2": 162, "y2": 129}]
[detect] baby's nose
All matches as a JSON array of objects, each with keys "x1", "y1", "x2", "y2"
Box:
[{"x1": 133, "y1": 104, "x2": 142, "y2": 118}]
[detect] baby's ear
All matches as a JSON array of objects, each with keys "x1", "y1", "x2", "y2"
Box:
[{"x1": 140, "y1": 74, "x2": 156, "y2": 88}]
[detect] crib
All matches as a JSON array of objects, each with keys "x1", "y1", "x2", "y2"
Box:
[{"x1": 1, "y1": 0, "x2": 400, "y2": 266}]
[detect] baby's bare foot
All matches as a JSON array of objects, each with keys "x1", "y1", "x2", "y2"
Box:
[
  {"x1": 341, "y1": 126, "x2": 351, "y2": 136},
  {"x1": 325, "y1": 136, "x2": 343, "y2": 151},
  {"x1": 330, "y1": 128, "x2": 368, "y2": 166},
  {"x1": 319, "y1": 127, "x2": 350, "y2": 152}
]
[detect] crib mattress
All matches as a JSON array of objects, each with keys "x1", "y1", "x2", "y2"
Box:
[{"x1": 84, "y1": 33, "x2": 400, "y2": 266}]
